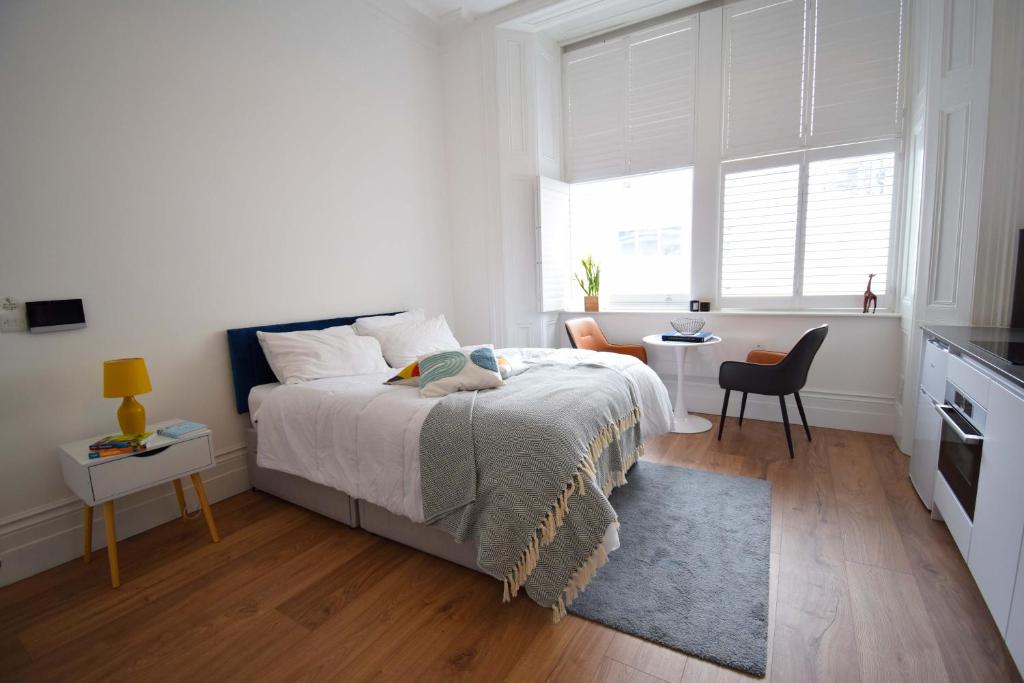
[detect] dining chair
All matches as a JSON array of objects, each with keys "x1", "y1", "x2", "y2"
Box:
[
  {"x1": 564, "y1": 317, "x2": 647, "y2": 363},
  {"x1": 717, "y1": 325, "x2": 828, "y2": 458}
]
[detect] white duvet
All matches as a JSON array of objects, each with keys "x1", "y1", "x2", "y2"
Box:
[{"x1": 253, "y1": 347, "x2": 673, "y2": 522}]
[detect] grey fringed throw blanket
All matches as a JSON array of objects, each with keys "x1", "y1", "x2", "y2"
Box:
[{"x1": 419, "y1": 362, "x2": 643, "y2": 620}]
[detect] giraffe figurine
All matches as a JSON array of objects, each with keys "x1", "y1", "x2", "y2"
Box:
[{"x1": 863, "y1": 274, "x2": 878, "y2": 314}]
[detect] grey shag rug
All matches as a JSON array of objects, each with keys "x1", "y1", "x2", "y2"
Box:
[{"x1": 568, "y1": 460, "x2": 772, "y2": 677}]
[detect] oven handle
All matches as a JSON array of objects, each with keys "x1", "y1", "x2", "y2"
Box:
[{"x1": 934, "y1": 403, "x2": 983, "y2": 444}]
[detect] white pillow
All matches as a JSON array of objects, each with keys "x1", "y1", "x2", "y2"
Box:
[
  {"x1": 352, "y1": 309, "x2": 425, "y2": 336},
  {"x1": 257, "y1": 326, "x2": 389, "y2": 384},
  {"x1": 365, "y1": 314, "x2": 460, "y2": 368}
]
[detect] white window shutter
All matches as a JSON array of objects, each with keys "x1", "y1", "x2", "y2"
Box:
[
  {"x1": 802, "y1": 152, "x2": 896, "y2": 296},
  {"x1": 720, "y1": 164, "x2": 801, "y2": 297},
  {"x1": 808, "y1": 0, "x2": 904, "y2": 146},
  {"x1": 537, "y1": 176, "x2": 572, "y2": 312},
  {"x1": 723, "y1": 0, "x2": 807, "y2": 158},
  {"x1": 564, "y1": 41, "x2": 627, "y2": 182},
  {"x1": 626, "y1": 18, "x2": 697, "y2": 175}
]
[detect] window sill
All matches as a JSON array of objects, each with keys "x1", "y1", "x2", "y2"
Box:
[{"x1": 561, "y1": 307, "x2": 901, "y2": 319}]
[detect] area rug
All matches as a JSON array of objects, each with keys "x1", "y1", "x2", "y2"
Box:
[{"x1": 568, "y1": 461, "x2": 772, "y2": 677}]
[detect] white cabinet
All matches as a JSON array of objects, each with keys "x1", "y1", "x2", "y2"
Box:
[
  {"x1": 911, "y1": 386, "x2": 943, "y2": 509},
  {"x1": 969, "y1": 381, "x2": 1024, "y2": 633},
  {"x1": 1006, "y1": 531, "x2": 1024, "y2": 670},
  {"x1": 921, "y1": 339, "x2": 949, "y2": 400}
]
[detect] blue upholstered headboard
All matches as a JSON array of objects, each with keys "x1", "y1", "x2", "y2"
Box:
[{"x1": 226, "y1": 312, "x2": 402, "y2": 414}]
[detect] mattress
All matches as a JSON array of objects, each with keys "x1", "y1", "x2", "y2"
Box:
[
  {"x1": 248, "y1": 382, "x2": 281, "y2": 425},
  {"x1": 252, "y1": 348, "x2": 673, "y2": 524}
]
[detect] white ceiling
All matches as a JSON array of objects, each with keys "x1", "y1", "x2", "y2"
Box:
[{"x1": 405, "y1": 0, "x2": 520, "y2": 22}]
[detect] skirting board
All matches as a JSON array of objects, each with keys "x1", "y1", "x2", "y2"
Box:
[
  {"x1": 661, "y1": 374, "x2": 898, "y2": 435},
  {"x1": 0, "y1": 447, "x2": 250, "y2": 588}
]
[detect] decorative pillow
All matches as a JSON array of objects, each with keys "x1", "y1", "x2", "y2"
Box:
[
  {"x1": 385, "y1": 346, "x2": 510, "y2": 386},
  {"x1": 352, "y1": 309, "x2": 424, "y2": 336},
  {"x1": 496, "y1": 355, "x2": 512, "y2": 379},
  {"x1": 385, "y1": 360, "x2": 421, "y2": 386},
  {"x1": 363, "y1": 314, "x2": 460, "y2": 368},
  {"x1": 419, "y1": 347, "x2": 503, "y2": 398},
  {"x1": 257, "y1": 326, "x2": 389, "y2": 384}
]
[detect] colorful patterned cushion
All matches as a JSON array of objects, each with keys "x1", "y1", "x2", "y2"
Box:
[
  {"x1": 386, "y1": 348, "x2": 512, "y2": 387},
  {"x1": 418, "y1": 347, "x2": 503, "y2": 398},
  {"x1": 385, "y1": 360, "x2": 421, "y2": 386}
]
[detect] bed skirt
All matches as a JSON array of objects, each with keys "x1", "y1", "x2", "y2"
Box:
[{"x1": 245, "y1": 428, "x2": 483, "y2": 573}]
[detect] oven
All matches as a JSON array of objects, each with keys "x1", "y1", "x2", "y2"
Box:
[{"x1": 935, "y1": 380, "x2": 986, "y2": 520}]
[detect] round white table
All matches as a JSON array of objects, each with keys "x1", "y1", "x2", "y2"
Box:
[{"x1": 643, "y1": 333, "x2": 723, "y2": 434}]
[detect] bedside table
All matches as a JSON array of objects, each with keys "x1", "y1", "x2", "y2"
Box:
[{"x1": 58, "y1": 419, "x2": 220, "y2": 588}]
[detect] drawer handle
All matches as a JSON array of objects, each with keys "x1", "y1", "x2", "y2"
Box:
[{"x1": 132, "y1": 445, "x2": 172, "y2": 458}]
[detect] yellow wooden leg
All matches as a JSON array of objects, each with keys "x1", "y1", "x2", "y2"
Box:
[
  {"x1": 82, "y1": 505, "x2": 93, "y2": 563},
  {"x1": 102, "y1": 501, "x2": 120, "y2": 588},
  {"x1": 172, "y1": 479, "x2": 188, "y2": 521},
  {"x1": 190, "y1": 473, "x2": 220, "y2": 543}
]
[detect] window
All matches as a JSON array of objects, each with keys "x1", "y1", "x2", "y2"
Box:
[
  {"x1": 803, "y1": 152, "x2": 895, "y2": 296},
  {"x1": 721, "y1": 165, "x2": 800, "y2": 298},
  {"x1": 570, "y1": 168, "x2": 693, "y2": 304},
  {"x1": 720, "y1": 150, "x2": 896, "y2": 306},
  {"x1": 555, "y1": 0, "x2": 905, "y2": 312}
]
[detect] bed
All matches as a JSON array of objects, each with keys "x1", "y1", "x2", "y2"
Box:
[{"x1": 227, "y1": 313, "x2": 673, "y2": 616}]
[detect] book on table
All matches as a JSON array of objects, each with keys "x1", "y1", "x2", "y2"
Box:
[
  {"x1": 661, "y1": 330, "x2": 713, "y2": 343},
  {"x1": 157, "y1": 420, "x2": 207, "y2": 439},
  {"x1": 88, "y1": 432, "x2": 155, "y2": 458}
]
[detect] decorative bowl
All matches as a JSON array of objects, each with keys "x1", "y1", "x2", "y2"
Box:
[{"x1": 671, "y1": 317, "x2": 705, "y2": 335}]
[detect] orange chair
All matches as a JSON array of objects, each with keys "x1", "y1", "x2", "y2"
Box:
[{"x1": 564, "y1": 317, "x2": 647, "y2": 363}]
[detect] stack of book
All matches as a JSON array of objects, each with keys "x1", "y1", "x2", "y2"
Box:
[
  {"x1": 661, "y1": 330, "x2": 714, "y2": 343},
  {"x1": 88, "y1": 432, "x2": 154, "y2": 459}
]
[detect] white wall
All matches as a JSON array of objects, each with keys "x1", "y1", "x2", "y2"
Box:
[
  {"x1": 0, "y1": 0, "x2": 451, "y2": 583},
  {"x1": 559, "y1": 311, "x2": 902, "y2": 434}
]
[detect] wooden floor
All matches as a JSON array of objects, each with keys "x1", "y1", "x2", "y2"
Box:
[{"x1": 2, "y1": 417, "x2": 1020, "y2": 682}]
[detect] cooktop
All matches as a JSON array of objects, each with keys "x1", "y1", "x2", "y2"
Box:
[{"x1": 971, "y1": 340, "x2": 1024, "y2": 366}]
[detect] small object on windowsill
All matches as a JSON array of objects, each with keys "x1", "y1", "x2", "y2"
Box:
[
  {"x1": 699, "y1": 301, "x2": 711, "y2": 312},
  {"x1": 574, "y1": 255, "x2": 600, "y2": 313},
  {"x1": 689, "y1": 300, "x2": 700, "y2": 312},
  {"x1": 662, "y1": 330, "x2": 713, "y2": 343},
  {"x1": 863, "y1": 274, "x2": 878, "y2": 313}
]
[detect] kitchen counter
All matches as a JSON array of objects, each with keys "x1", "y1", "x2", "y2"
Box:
[{"x1": 921, "y1": 325, "x2": 1024, "y2": 390}]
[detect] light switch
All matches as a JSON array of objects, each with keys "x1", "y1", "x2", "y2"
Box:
[{"x1": 0, "y1": 298, "x2": 27, "y2": 332}]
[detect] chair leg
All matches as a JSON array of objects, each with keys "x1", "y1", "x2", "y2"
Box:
[
  {"x1": 794, "y1": 391, "x2": 812, "y2": 442},
  {"x1": 739, "y1": 392, "x2": 748, "y2": 428},
  {"x1": 718, "y1": 389, "x2": 731, "y2": 440},
  {"x1": 779, "y1": 396, "x2": 794, "y2": 458}
]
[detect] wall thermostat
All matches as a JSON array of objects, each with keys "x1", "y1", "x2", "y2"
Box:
[{"x1": 26, "y1": 299, "x2": 86, "y2": 333}]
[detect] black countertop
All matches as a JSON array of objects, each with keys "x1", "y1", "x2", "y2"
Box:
[{"x1": 921, "y1": 325, "x2": 1024, "y2": 389}]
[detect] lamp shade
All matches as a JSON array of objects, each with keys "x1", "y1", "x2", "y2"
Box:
[{"x1": 103, "y1": 357, "x2": 152, "y2": 397}]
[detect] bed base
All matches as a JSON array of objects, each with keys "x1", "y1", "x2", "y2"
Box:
[{"x1": 245, "y1": 428, "x2": 482, "y2": 573}]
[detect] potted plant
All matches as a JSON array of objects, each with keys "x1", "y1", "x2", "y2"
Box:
[{"x1": 574, "y1": 255, "x2": 600, "y2": 312}]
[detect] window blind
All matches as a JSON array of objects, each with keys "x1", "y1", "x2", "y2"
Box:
[
  {"x1": 564, "y1": 18, "x2": 696, "y2": 182},
  {"x1": 723, "y1": 0, "x2": 807, "y2": 157},
  {"x1": 809, "y1": 0, "x2": 904, "y2": 145},
  {"x1": 722, "y1": 0, "x2": 903, "y2": 157},
  {"x1": 720, "y1": 164, "x2": 800, "y2": 297},
  {"x1": 564, "y1": 41, "x2": 627, "y2": 182},
  {"x1": 802, "y1": 152, "x2": 895, "y2": 295}
]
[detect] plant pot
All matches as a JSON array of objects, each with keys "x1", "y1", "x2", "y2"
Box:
[{"x1": 584, "y1": 295, "x2": 599, "y2": 312}]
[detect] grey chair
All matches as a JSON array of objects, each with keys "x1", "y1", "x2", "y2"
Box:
[{"x1": 717, "y1": 325, "x2": 828, "y2": 458}]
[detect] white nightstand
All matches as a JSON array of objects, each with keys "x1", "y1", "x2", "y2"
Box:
[{"x1": 58, "y1": 419, "x2": 219, "y2": 588}]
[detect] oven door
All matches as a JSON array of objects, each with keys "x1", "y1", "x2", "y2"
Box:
[{"x1": 935, "y1": 404, "x2": 984, "y2": 520}]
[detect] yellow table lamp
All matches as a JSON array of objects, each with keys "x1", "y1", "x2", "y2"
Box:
[{"x1": 103, "y1": 358, "x2": 152, "y2": 435}]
